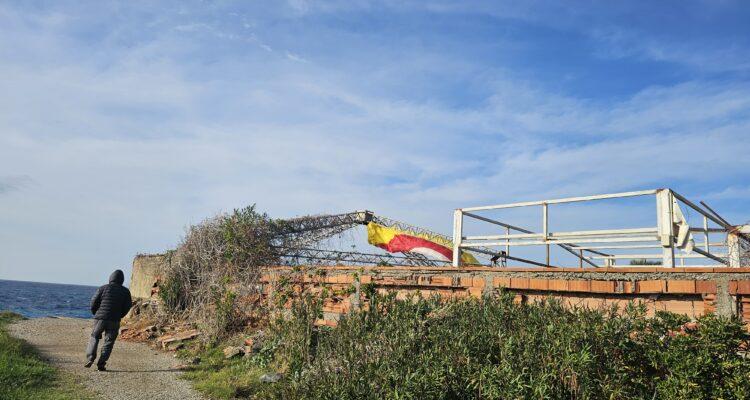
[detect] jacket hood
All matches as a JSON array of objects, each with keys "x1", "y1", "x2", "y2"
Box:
[{"x1": 109, "y1": 269, "x2": 125, "y2": 285}]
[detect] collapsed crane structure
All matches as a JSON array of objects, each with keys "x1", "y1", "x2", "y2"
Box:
[
  {"x1": 274, "y1": 210, "x2": 473, "y2": 267},
  {"x1": 273, "y1": 209, "x2": 579, "y2": 268},
  {"x1": 269, "y1": 188, "x2": 748, "y2": 270},
  {"x1": 130, "y1": 187, "x2": 750, "y2": 330}
]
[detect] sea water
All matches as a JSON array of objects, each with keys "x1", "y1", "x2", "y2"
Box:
[{"x1": 0, "y1": 279, "x2": 98, "y2": 318}]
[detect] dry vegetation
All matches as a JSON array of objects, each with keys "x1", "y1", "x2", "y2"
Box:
[{"x1": 157, "y1": 205, "x2": 281, "y2": 340}]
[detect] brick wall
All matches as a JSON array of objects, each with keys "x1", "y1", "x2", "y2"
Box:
[
  {"x1": 129, "y1": 254, "x2": 750, "y2": 327},
  {"x1": 261, "y1": 265, "x2": 750, "y2": 326}
]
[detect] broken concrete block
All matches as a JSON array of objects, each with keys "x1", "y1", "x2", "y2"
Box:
[
  {"x1": 223, "y1": 346, "x2": 245, "y2": 359},
  {"x1": 157, "y1": 329, "x2": 201, "y2": 350}
]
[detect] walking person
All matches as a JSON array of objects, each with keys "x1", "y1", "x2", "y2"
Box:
[{"x1": 85, "y1": 269, "x2": 132, "y2": 371}]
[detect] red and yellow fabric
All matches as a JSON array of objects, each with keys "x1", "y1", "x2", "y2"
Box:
[{"x1": 366, "y1": 222, "x2": 479, "y2": 265}]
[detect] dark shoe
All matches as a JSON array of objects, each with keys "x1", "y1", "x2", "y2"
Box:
[
  {"x1": 96, "y1": 365, "x2": 107, "y2": 372},
  {"x1": 84, "y1": 361, "x2": 94, "y2": 368}
]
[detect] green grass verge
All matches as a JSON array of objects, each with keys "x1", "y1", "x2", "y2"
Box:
[
  {"x1": 0, "y1": 311, "x2": 96, "y2": 400},
  {"x1": 176, "y1": 344, "x2": 270, "y2": 399}
]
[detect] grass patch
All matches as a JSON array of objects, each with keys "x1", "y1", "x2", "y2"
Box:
[
  {"x1": 177, "y1": 343, "x2": 270, "y2": 399},
  {"x1": 0, "y1": 311, "x2": 95, "y2": 400}
]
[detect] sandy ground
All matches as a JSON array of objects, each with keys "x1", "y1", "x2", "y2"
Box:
[{"x1": 9, "y1": 317, "x2": 204, "y2": 400}]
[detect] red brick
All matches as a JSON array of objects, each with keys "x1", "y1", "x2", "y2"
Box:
[
  {"x1": 579, "y1": 297, "x2": 605, "y2": 309},
  {"x1": 666, "y1": 280, "x2": 697, "y2": 294},
  {"x1": 360, "y1": 275, "x2": 372, "y2": 284},
  {"x1": 591, "y1": 280, "x2": 615, "y2": 293},
  {"x1": 525, "y1": 294, "x2": 546, "y2": 304},
  {"x1": 568, "y1": 280, "x2": 591, "y2": 292},
  {"x1": 459, "y1": 276, "x2": 473, "y2": 287},
  {"x1": 735, "y1": 281, "x2": 750, "y2": 294},
  {"x1": 607, "y1": 267, "x2": 657, "y2": 273},
  {"x1": 637, "y1": 280, "x2": 666, "y2": 293},
  {"x1": 528, "y1": 279, "x2": 549, "y2": 290},
  {"x1": 547, "y1": 279, "x2": 568, "y2": 291},
  {"x1": 314, "y1": 319, "x2": 338, "y2": 328},
  {"x1": 472, "y1": 277, "x2": 486, "y2": 288},
  {"x1": 659, "y1": 300, "x2": 696, "y2": 317},
  {"x1": 430, "y1": 276, "x2": 453, "y2": 286},
  {"x1": 695, "y1": 281, "x2": 717, "y2": 294},
  {"x1": 693, "y1": 300, "x2": 707, "y2": 316},
  {"x1": 468, "y1": 287, "x2": 483, "y2": 298},
  {"x1": 614, "y1": 281, "x2": 636, "y2": 294},
  {"x1": 510, "y1": 278, "x2": 530, "y2": 289},
  {"x1": 729, "y1": 281, "x2": 738, "y2": 294},
  {"x1": 493, "y1": 277, "x2": 511, "y2": 288}
]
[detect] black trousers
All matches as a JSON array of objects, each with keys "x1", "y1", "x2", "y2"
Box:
[{"x1": 86, "y1": 319, "x2": 120, "y2": 366}]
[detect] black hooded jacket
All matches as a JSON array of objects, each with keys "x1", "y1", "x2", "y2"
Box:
[{"x1": 90, "y1": 270, "x2": 133, "y2": 321}]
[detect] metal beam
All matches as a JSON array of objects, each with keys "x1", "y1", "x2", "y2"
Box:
[
  {"x1": 670, "y1": 191, "x2": 727, "y2": 229},
  {"x1": 461, "y1": 236, "x2": 660, "y2": 247},
  {"x1": 463, "y1": 211, "x2": 603, "y2": 267},
  {"x1": 460, "y1": 189, "x2": 658, "y2": 212},
  {"x1": 699, "y1": 201, "x2": 733, "y2": 227},
  {"x1": 699, "y1": 200, "x2": 750, "y2": 246},
  {"x1": 588, "y1": 253, "x2": 727, "y2": 260},
  {"x1": 692, "y1": 247, "x2": 729, "y2": 265}
]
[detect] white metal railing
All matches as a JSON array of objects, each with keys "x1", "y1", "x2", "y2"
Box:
[{"x1": 452, "y1": 188, "x2": 745, "y2": 268}]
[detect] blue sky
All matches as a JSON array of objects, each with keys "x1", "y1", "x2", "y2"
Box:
[{"x1": 1, "y1": 1, "x2": 749, "y2": 285}]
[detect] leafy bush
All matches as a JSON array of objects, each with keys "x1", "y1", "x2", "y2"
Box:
[{"x1": 259, "y1": 294, "x2": 750, "y2": 400}]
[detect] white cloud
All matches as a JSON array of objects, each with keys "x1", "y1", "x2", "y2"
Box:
[
  {"x1": 592, "y1": 26, "x2": 750, "y2": 73},
  {"x1": 285, "y1": 51, "x2": 308, "y2": 63},
  {"x1": 0, "y1": 1, "x2": 749, "y2": 283}
]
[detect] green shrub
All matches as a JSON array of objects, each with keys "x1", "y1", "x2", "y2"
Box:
[{"x1": 257, "y1": 294, "x2": 750, "y2": 400}]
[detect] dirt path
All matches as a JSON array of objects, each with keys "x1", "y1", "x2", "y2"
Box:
[{"x1": 9, "y1": 317, "x2": 205, "y2": 400}]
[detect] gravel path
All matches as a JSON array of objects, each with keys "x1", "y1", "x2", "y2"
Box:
[{"x1": 9, "y1": 317, "x2": 205, "y2": 400}]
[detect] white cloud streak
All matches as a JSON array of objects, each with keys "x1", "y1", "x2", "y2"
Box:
[{"x1": 0, "y1": 1, "x2": 748, "y2": 284}]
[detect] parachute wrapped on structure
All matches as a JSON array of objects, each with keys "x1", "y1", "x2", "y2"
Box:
[{"x1": 367, "y1": 222, "x2": 479, "y2": 265}]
